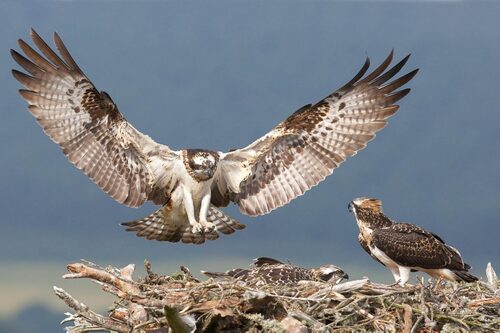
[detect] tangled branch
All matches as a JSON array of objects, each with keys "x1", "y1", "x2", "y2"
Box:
[{"x1": 55, "y1": 261, "x2": 500, "y2": 332}]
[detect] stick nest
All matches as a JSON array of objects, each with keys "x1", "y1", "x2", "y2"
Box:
[{"x1": 54, "y1": 260, "x2": 500, "y2": 332}]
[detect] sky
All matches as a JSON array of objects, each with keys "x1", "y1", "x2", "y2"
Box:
[{"x1": 0, "y1": 0, "x2": 499, "y2": 329}]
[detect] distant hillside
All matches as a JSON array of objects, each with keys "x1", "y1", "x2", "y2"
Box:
[{"x1": 0, "y1": 304, "x2": 64, "y2": 333}]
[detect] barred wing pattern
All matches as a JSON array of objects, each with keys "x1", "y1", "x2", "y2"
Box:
[
  {"x1": 372, "y1": 223, "x2": 470, "y2": 270},
  {"x1": 203, "y1": 257, "x2": 347, "y2": 285},
  {"x1": 204, "y1": 260, "x2": 323, "y2": 286},
  {"x1": 11, "y1": 29, "x2": 179, "y2": 208},
  {"x1": 216, "y1": 52, "x2": 418, "y2": 216}
]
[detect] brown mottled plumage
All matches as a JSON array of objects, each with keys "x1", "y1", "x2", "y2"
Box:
[
  {"x1": 12, "y1": 29, "x2": 417, "y2": 244},
  {"x1": 202, "y1": 257, "x2": 348, "y2": 286},
  {"x1": 349, "y1": 197, "x2": 478, "y2": 285}
]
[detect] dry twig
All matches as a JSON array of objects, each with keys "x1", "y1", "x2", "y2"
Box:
[{"x1": 55, "y1": 261, "x2": 500, "y2": 332}]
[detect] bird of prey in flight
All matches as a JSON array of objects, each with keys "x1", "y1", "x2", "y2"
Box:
[
  {"x1": 12, "y1": 29, "x2": 417, "y2": 244},
  {"x1": 202, "y1": 257, "x2": 348, "y2": 285},
  {"x1": 348, "y1": 197, "x2": 478, "y2": 286}
]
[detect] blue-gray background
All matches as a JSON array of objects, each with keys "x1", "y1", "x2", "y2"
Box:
[{"x1": 0, "y1": 1, "x2": 499, "y2": 332}]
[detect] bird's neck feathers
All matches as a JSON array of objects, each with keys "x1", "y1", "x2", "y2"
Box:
[{"x1": 356, "y1": 208, "x2": 394, "y2": 230}]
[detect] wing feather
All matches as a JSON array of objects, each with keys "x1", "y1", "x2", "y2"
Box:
[
  {"x1": 372, "y1": 224, "x2": 469, "y2": 270},
  {"x1": 216, "y1": 52, "x2": 418, "y2": 215},
  {"x1": 12, "y1": 30, "x2": 179, "y2": 207}
]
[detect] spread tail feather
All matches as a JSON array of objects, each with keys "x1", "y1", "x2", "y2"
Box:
[
  {"x1": 207, "y1": 205, "x2": 246, "y2": 234},
  {"x1": 202, "y1": 268, "x2": 248, "y2": 279},
  {"x1": 121, "y1": 204, "x2": 245, "y2": 244},
  {"x1": 121, "y1": 207, "x2": 190, "y2": 243},
  {"x1": 201, "y1": 271, "x2": 228, "y2": 278}
]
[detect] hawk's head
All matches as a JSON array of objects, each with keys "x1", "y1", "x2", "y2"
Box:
[
  {"x1": 184, "y1": 149, "x2": 219, "y2": 182},
  {"x1": 348, "y1": 197, "x2": 383, "y2": 214},
  {"x1": 348, "y1": 197, "x2": 392, "y2": 230},
  {"x1": 313, "y1": 264, "x2": 349, "y2": 283}
]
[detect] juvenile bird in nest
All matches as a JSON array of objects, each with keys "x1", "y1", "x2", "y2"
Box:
[
  {"x1": 202, "y1": 257, "x2": 348, "y2": 286},
  {"x1": 348, "y1": 197, "x2": 478, "y2": 286}
]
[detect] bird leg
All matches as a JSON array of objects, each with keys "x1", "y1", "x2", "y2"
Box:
[
  {"x1": 198, "y1": 193, "x2": 215, "y2": 232},
  {"x1": 389, "y1": 268, "x2": 401, "y2": 286},
  {"x1": 398, "y1": 267, "x2": 411, "y2": 287},
  {"x1": 182, "y1": 188, "x2": 203, "y2": 234},
  {"x1": 432, "y1": 277, "x2": 444, "y2": 292}
]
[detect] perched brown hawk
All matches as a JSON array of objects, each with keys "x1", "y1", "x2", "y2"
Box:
[
  {"x1": 348, "y1": 197, "x2": 478, "y2": 286},
  {"x1": 12, "y1": 29, "x2": 417, "y2": 244},
  {"x1": 202, "y1": 257, "x2": 348, "y2": 286}
]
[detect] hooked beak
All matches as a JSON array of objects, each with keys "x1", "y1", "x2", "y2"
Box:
[
  {"x1": 348, "y1": 202, "x2": 354, "y2": 213},
  {"x1": 204, "y1": 169, "x2": 215, "y2": 178}
]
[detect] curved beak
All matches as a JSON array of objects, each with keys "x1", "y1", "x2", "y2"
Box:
[
  {"x1": 348, "y1": 202, "x2": 354, "y2": 213},
  {"x1": 204, "y1": 169, "x2": 215, "y2": 178}
]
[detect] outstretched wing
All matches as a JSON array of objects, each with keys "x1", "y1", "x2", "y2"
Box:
[
  {"x1": 372, "y1": 223, "x2": 468, "y2": 270},
  {"x1": 214, "y1": 51, "x2": 418, "y2": 215},
  {"x1": 12, "y1": 29, "x2": 180, "y2": 207}
]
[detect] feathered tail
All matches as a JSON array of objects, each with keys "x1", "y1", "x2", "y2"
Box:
[
  {"x1": 444, "y1": 245, "x2": 478, "y2": 282},
  {"x1": 121, "y1": 204, "x2": 245, "y2": 244},
  {"x1": 202, "y1": 268, "x2": 249, "y2": 279},
  {"x1": 453, "y1": 270, "x2": 478, "y2": 283}
]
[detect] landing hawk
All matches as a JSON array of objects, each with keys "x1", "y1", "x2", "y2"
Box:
[
  {"x1": 12, "y1": 29, "x2": 417, "y2": 244},
  {"x1": 348, "y1": 197, "x2": 478, "y2": 286},
  {"x1": 202, "y1": 257, "x2": 348, "y2": 286}
]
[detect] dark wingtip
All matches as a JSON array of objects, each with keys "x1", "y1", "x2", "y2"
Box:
[
  {"x1": 397, "y1": 88, "x2": 411, "y2": 98},
  {"x1": 11, "y1": 69, "x2": 23, "y2": 79},
  {"x1": 10, "y1": 49, "x2": 19, "y2": 59},
  {"x1": 53, "y1": 31, "x2": 62, "y2": 44},
  {"x1": 30, "y1": 28, "x2": 43, "y2": 43},
  {"x1": 17, "y1": 38, "x2": 32, "y2": 52},
  {"x1": 379, "y1": 68, "x2": 419, "y2": 94},
  {"x1": 337, "y1": 55, "x2": 371, "y2": 91},
  {"x1": 120, "y1": 221, "x2": 134, "y2": 229},
  {"x1": 399, "y1": 68, "x2": 419, "y2": 82},
  {"x1": 18, "y1": 89, "x2": 35, "y2": 98},
  {"x1": 406, "y1": 68, "x2": 420, "y2": 82},
  {"x1": 10, "y1": 49, "x2": 25, "y2": 71},
  {"x1": 387, "y1": 49, "x2": 395, "y2": 61},
  {"x1": 363, "y1": 55, "x2": 371, "y2": 69},
  {"x1": 399, "y1": 53, "x2": 411, "y2": 67},
  {"x1": 364, "y1": 55, "x2": 370, "y2": 71}
]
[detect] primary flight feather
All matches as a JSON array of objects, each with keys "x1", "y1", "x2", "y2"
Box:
[{"x1": 12, "y1": 29, "x2": 417, "y2": 244}]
